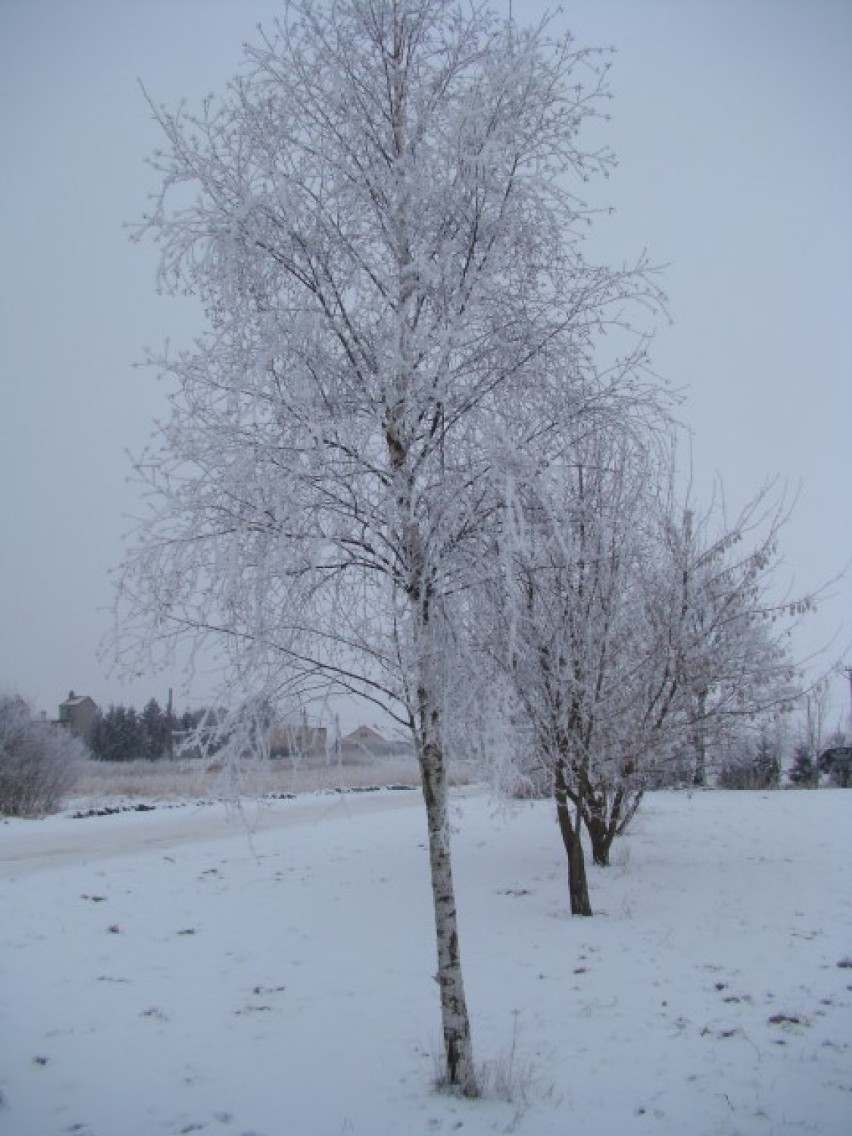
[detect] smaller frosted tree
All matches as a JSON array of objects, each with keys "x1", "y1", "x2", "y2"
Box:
[
  {"x1": 482, "y1": 409, "x2": 675, "y2": 913},
  {"x1": 660, "y1": 485, "x2": 806, "y2": 793},
  {"x1": 574, "y1": 483, "x2": 808, "y2": 861},
  {"x1": 487, "y1": 436, "x2": 813, "y2": 910}
]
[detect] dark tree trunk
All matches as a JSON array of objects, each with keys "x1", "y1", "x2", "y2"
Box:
[
  {"x1": 586, "y1": 812, "x2": 613, "y2": 867},
  {"x1": 554, "y1": 762, "x2": 592, "y2": 916},
  {"x1": 692, "y1": 749, "x2": 706, "y2": 788},
  {"x1": 691, "y1": 689, "x2": 708, "y2": 787},
  {"x1": 583, "y1": 782, "x2": 642, "y2": 866}
]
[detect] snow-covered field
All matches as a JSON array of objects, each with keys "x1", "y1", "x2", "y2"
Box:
[{"x1": 1, "y1": 787, "x2": 850, "y2": 1136}]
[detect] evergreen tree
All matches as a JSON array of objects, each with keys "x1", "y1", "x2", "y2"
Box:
[
  {"x1": 789, "y1": 742, "x2": 817, "y2": 787},
  {"x1": 141, "y1": 698, "x2": 168, "y2": 760}
]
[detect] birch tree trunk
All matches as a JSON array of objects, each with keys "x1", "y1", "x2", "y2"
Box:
[
  {"x1": 417, "y1": 707, "x2": 477, "y2": 1094},
  {"x1": 399, "y1": 534, "x2": 477, "y2": 1092}
]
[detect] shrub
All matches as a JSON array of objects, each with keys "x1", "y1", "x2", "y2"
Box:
[
  {"x1": 0, "y1": 695, "x2": 84, "y2": 817},
  {"x1": 717, "y1": 730, "x2": 781, "y2": 790}
]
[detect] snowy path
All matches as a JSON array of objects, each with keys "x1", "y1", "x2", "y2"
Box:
[{"x1": 0, "y1": 787, "x2": 424, "y2": 877}]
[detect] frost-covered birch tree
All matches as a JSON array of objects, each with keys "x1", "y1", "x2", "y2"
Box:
[{"x1": 116, "y1": 0, "x2": 660, "y2": 1091}]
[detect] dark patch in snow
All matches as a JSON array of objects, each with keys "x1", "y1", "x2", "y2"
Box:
[
  {"x1": 267, "y1": 784, "x2": 416, "y2": 800},
  {"x1": 343, "y1": 783, "x2": 416, "y2": 794},
  {"x1": 141, "y1": 1007, "x2": 168, "y2": 1021},
  {"x1": 768, "y1": 1012, "x2": 807, "y2": 1026},
  {"x1": 72, "y1": 803, "x2": 157, "y2": 819}
]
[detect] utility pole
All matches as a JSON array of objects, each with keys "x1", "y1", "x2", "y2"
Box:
[{"x1": 166, "y1": 687, "x2": 174, "y2": 761}]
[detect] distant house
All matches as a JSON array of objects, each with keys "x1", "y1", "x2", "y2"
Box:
[
  {"x1": 58, "y1": 691, "x2": 98, "y2": 743},
  {"x1": 268, "y1": 723, "x2": 328, "y2": 758},
  {"x1": 339, "y1": 725, "x2": 400, "y2": 758}
]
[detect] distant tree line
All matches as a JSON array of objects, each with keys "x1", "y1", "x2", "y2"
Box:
[{"x1": 88, "y1": 699, "x2": 212, "y2": 762}]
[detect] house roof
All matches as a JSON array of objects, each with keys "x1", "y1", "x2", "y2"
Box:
[
  {"x1": 59, "y1": 692, "x2": 96, "y2": 708},
  {"x1": 341, "y1": 725, "x2": 386, "y2": 744}
]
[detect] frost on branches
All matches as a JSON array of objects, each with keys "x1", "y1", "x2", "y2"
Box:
[
  {"x1": 485, "y1": 453, "x2": 810, "y2": 913},
  {"x1": 116, "y1": 0, "x2": 662, "y2": 1091}
]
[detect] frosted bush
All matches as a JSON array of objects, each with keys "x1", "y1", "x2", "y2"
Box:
[{"x1": 0, "y1": 695, "x2": 84, "y2": 817}]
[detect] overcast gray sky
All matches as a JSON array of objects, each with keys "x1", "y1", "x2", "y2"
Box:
[{"x1": 1, "y1": 0, "x2": 850, "y2": 729}]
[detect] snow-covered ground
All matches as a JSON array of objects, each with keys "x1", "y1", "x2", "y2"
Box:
[{"x1": 1, "y1": 787, "x2": 850, "y2": 1135}]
